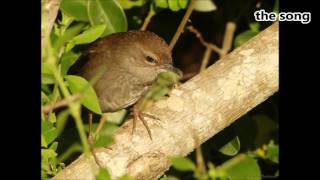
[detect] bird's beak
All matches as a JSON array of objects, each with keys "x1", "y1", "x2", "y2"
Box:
[{"x1": 160, "y1": 64, "x2": 183, "y2": 77}]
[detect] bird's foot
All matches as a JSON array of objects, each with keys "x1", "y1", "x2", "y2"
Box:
[{"x1": 130, "y1": 104, "x2": 160, "y2": 140}]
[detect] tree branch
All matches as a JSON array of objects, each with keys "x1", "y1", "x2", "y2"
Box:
[{"x1": 53, "y1": 22, "x2": 279, "y2": 180}]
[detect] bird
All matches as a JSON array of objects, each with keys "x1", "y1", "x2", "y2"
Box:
[{"x1": 70, "y1": 30, "x2": 182, "y2": 139}]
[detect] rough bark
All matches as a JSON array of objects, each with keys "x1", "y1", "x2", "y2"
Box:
[{"x1": 53, "y1": 22, "x2": 279, "y2": 180}]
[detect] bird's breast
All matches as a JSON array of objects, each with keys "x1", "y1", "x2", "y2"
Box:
[{"x1": 95, "y1": 72, "x2": 150, "y2": 112}]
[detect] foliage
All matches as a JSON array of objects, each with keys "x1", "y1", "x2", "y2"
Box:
[
  {"x1": 168, "y1": 153, "x2": 261, "y2": 180},
  {"x1": 167, "y1": 138, "x2": 278, "y2": 180},
  {"x1": 42, "y1": 0, "x2": 128, "y2": 178}
]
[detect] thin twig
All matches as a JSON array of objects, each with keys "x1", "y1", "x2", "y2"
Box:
[
  {"x1": 87, "y1": 112, "x2": 103, "y2": 167},
  {"x1": 196, "y1": 146, "x2": 207, "y2": 179},
  {"x1": 169, "y1": 0, "x2": 197, "y2": 50},
  {"x1": 200, "y1": 47, "x2": 212, "y2": 72},
  {"x1": 42, "y1": 94, "x2": 81, "y2": 114},
  {"x1": 140, "y1": 5, "x2": 155, "y2": 31},
  {"x1": 95, "y1": 116, "x2": 107, "y2": 135},
  {"x1": 88, "y1": 112, "x2": 93, "y2": 137},
  {"x1": 221, "y1": 22, "x2": 237, "y2": 56},
  {"x1": 187, "y1": 25, "x2": 224, "y2": 56}
]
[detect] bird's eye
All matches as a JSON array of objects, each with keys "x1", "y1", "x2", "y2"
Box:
[{"x1": 145, "y1": 56, "x2": 158, "y2": 65}]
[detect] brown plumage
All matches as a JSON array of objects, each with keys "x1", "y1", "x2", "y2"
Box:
[{"x1": 71, "y1": 31, "x2": 180, "y2": 113}]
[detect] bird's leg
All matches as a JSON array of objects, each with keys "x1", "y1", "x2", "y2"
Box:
[{"x1": 132, "y1": 104, "x2": 153, "y2": 140}]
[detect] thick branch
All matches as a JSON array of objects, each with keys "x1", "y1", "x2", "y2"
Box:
[{"x1": 53, "y1": 22, "x2": 279, "y2": 180}]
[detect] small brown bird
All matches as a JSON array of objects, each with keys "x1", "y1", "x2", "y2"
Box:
[{"x1": 71, "y1": 31, "x2": 181, "y2": 138}]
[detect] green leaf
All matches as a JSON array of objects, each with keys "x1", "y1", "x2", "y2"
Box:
[
  {"x1": 41, "y1": 91, "x2": 50, "y2": 105},
  {"x1": 61, "y1": 51, "x2": 81, "y2": 76},
  {"x1": 88, "y1": 0, "x2": 128, "y2": 36},
  {"x1": 157, "y1": 71, "x2": 181, "y2": 85},
  {"x1": 143, "y1": 72, "x2": 178, "y2": 100},
  {"x1": 168, "y1": 0, "x2": 181, "y2": 11},
  {"x1": 212, "y1": 125, "x2": 240, "y2": 156},
  {"x1": 60, "y1": 0, "x2": 89, "y2": 21},
  {"x1": 53, "y1": 23, "x2": 87, "y2": 51},
  {"x1": 41, "y1": 149, "x2": 58, "y2": 159},
  {"x1": 249, "y1": 22, "x2": 260, "y2": 32},
  {"x1": 219, "y1": 136, "x2": 240, "y2": 156},
  {"x1": 234, "y1": 30, "x2": 258, "y2": 47},
  {"x1": 42, "y1": 84, "x2": 52, "y2": 95},
  {"x1": 65, "y1": 41, "x2": 75, "y2": 52},
  {"x1": 48, "y1": 112, "x2": 57, "y2": 123},
  {"x1": 49, "y1": 142, "x2": 59, "y2": 151},
  {"x1": 178, "y1": 0, "x2": 189, "y2": 9},
  {"x1": 96, "y1": 167, "x2": 111, "y2": 180},
  {"x1": 159, "y1": 175, "x2": 179, "y2": 180},
  {"x1": 65, "y1": 75, "x2": 102, "y2": 114},
  {"x1": 219, "y1": 154, "x2": 261, "y2": 180},
  {"x1": 72, "y1": 24, "x2": 106, "y2": 44},
  {"x1": 208, "y1": 162, "x2": 227, "y2": 179},
  {"x1": 42, "y1": 63, "x2": 55, "y2": 84},
  {"x1": 94, "y1": 134, "x2": 114, "y2": 147},
  {"x1": 116, "y1": 0, "x2": 146, "y2": 9},
  {"x1": 41, "y1": 135, "x2": 48, "y2": 148},
  {"x1": 56, "y1": 110, "x2": 70, "y2": 136},
  {"x1": 147, "y1": 86, "x2": 170, "y2": 101},
  {"x1": 57, "y1": 143, "x2": 83, "y2": 163},
  {"x1": 41, "y1": 121, "x2": 58, "y2": 146},
  {"x1": 194, "y1": 0, "x2": 217, "y2": 12},
  {"x1": 266, "y1": 141, "x2": 279, "y2": 163},
  {"x1": 171, "y1": 157, "x2": 196, "y2": 172},
  {"x1": 103, "y1": 109, "x2": 127, "y2": 124},
  {"x1": 154, "y1": 0, "x2": 169, "y2": 8},
  {"x1": 119, "y1": 175, "x2": 133, "y2": 180}
]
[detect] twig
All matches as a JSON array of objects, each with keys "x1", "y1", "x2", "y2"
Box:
[
  {"x1": 140, "y1": 5, "x2": 155, "y2": 31},
  {"x1": 200, "y1": 47, "x2": 212, "y2": 72},
  {"x1": 221, "y1": 22, "x2": 237, "y2": 56},
  {"x1": 95, "y1": 116, "x2": 107, "y2": 135},
  {"x1": 196, "y1": 146, "x2": 207, "y2": 179},
  {"x1": 169, "y1": 0, "x2": 197, "y2": 50},
  {"x1": 88, "y1": 112, "x2": 93, "y2": 137},
  {"x1": 42, "y1": 94, "x2": 81, "y2": 114},
  {"x1": 87, "y1": 112, "x2": 103, "y2": 167},
  {"x1": 187, "y1": 25, "x2": 224, "y2": 57}
]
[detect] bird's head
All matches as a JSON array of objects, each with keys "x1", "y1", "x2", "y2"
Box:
[{"x1": 114, "y1": 31, "x2": 182, "y2": 84}]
